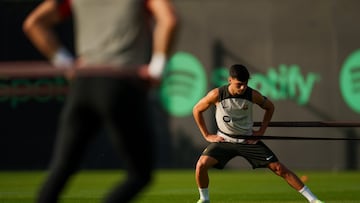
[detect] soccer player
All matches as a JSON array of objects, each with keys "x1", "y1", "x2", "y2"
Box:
[
  {"x1": 192, "y1": 64, "x2": 324, "y2": 203},
  {"x1": 23, "y1": 0, "x2": 177, "y2": 203}
]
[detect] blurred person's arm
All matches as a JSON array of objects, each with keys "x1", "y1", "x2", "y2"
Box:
[
  {"x1": 23, "y1": 0, "x2": 74, "y2": 67},
  {"x1": 147, "y1": 0, "x2": 178, "y2": 79}
]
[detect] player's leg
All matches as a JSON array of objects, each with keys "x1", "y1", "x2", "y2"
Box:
[
  {"x1": 196, "y1": 155, "x2": 218, "y2": 188},
  {"x1": 195, "y1": 143, "x2": 235, "y2": 203},
  {"x1": 195, "y1": 155, "x2": 218, "y2": 203},
  {"x1": 238, "y1": 141, "x2": 324, "y2": 203},
  {"x1": 268, "y1": 162, "x2": 324, "y2": 203},
  {"x1": 268, "y1": 161, "x2": 304, "y2": 190}
]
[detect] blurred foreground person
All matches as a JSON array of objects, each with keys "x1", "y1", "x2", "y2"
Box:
[
  {"x1": 23, "y1": 0, "x2": 177, "y2": 202},
  {"x1": 192, "y1": 64, "x2": 324, "y2": 203}
]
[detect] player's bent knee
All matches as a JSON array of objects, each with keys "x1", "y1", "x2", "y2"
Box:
[
  {"x1": 269, "y1": 162, "x2": 292, "y2": 178},
  {"x1": 269, "y1": 162, "x2": 283, "y2": 175},
  {"x1": 196, "y1": 160, "x2": 206, "y2": 171},
  {"x1": 196, "y1": 156, "x2": 217, "y2": 171}
]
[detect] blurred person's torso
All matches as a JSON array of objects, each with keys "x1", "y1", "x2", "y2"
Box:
[{"x1": 60, "y1": 0, "x2": 153, "y2": 68}]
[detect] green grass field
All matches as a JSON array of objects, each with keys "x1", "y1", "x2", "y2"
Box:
[{"x1": 0, "y1": 169, "x2": 359, "y2": 203}]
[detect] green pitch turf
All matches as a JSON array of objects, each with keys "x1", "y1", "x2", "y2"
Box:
[{"x1": 0, "y1": 169, "x2": 359, "y2": 203}]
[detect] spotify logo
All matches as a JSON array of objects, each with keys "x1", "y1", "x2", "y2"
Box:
[
  {"x1": 340, "y1": 49, "x2": 360, "y2": 113},
  {"x1": 160, "y1": 52, "x2": 207, "y2": 117},
  {"x1": 158, "y1": 49, "x2": 360, "y2": 117}
]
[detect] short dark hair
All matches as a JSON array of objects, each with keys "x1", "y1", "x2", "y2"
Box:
[{"x1": 229, "y1": 64, "x2": 250, "y2": 82}]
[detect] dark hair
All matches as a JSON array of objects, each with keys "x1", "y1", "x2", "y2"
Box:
[{"x1": 229, "y1": 64, "x2": 250, "y2": 82}]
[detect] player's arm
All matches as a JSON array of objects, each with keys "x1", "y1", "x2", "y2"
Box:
[
  {"x1": 193, "y1": 88, "x2": 225, "y2": 143},
  {"x1": 252, "y1": 90, "x2": 275, "y2": 136},
  {"x1": 23, "y1": 0, "x2": 74, "y2": 67},
  {"x1": 146, "y1": 0, "x2": 178, "y2": 79}
]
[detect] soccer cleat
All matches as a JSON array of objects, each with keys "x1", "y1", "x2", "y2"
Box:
[
  {"x1": 197, "y1": 199, "x2": 210, "y2": 203},
  {"x1": 311, "y1": 200, "x2": 324, "y2": 203}
]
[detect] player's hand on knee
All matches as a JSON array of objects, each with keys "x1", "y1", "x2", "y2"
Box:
[{"x1": 205, "y1": 134, "x2": 225, "y2": 143}]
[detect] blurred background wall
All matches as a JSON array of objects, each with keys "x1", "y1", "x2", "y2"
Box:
[{"x1": 0, "y1": 0, "x2": 359, "y2": 170}]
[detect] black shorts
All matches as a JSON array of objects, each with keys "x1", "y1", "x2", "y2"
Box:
[{"x1": 201, "y1": 141, "x2": 278, "y2": 169}]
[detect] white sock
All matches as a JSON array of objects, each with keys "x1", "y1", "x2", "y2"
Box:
[
  {"x1": 299, "y1": 185, "x2": 318, "y2": 202},
  {"x1": 198, "y1": 188, "x2": 209, "y2": 200}
]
